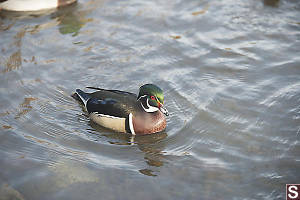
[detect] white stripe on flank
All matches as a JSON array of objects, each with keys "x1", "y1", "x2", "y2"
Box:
[
  {"x1": 96, "y1": 113, "x2": 124, "y2": 119},
  {"x1": 129, "y1": 113, "x2": 135, "y2": 135}
]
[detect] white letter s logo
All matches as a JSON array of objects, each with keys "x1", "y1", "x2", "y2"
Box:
[{"x1": 288, "y1": 185, "x2": 299, "y2": 199}]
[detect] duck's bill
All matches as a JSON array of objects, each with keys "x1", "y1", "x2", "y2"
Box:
[{"x1": 159, "y1": 105, "x2": 169, "y2": 116}]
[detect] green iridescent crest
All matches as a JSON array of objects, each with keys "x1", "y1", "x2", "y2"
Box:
[{"x1": 138, "y1": 84, "x2": 164, "y2": 105}]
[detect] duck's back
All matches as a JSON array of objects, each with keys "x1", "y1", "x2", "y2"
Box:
[{"x1": 86, "y1": 89, "x2": 142, "y2": 118}]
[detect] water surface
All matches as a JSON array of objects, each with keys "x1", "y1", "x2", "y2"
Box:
[{"x1": 0, "y1": 0, "x2": 299, "y2": 199}]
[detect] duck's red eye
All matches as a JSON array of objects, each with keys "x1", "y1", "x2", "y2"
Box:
[{"x1": 150, "y1": 96, "x2": 156, "y2": 100}]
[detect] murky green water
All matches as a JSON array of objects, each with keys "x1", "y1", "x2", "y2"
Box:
[{"x1": 0, "y1": 0, "x2": 299, "y2": 199}]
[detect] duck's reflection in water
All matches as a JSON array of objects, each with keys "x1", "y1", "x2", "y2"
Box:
[
  {"x1": 263, "y1": 0, "x2": 280, "y2": 7},
  {"x1": 90, "y1": 121, "x2": 167, "y2": 177},
  {"x1": 51, "y1": 3, "x2": 88, "y2": 37}
]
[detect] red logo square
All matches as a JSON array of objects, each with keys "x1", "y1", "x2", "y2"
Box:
[{"x1": 287, "y1": 184, "x2": 300, "y2": 200}]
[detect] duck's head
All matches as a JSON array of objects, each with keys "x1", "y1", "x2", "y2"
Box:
[{"x1": 137, "y1": 84, "x2": 169, "y2": 116}]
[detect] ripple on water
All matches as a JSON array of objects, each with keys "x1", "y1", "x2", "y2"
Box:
[{"x1": 0, "y1": 0, "x2": 300, "y2": 199}]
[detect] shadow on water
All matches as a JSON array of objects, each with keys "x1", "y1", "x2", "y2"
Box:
[
  {"x1": 89, "y1": 121, "x2": 168, "y2": 177},
  {"x1": 263, "y1": 0, "x2": 280, "y2": 7},
  {"x1": 51, "y1": 3, "x2": 92, "y2": 37}
]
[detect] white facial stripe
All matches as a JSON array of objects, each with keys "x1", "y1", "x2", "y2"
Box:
[
  {"x1": 147, "y1": 98, "x2": 159, "y2": 111},
  {"x1": 138, "y1": 95, "x2": 159, "y2": 113},
  {"x1": 140, "y1": 98, "x2": 159, "y2": 113},
  {"x1": 137, "y1": 95, "x2": 147, "y2": 101},
  {"x1": 129, "y1": 113, "x2": 135, "y2": 135}
]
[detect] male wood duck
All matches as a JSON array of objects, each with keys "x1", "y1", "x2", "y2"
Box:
[
  {"x1": 74, "y1": 84, "x2": 169, "y2": 135},
  {"x1": 0, "y1": 0, "x2": 76, "y2": 12}
]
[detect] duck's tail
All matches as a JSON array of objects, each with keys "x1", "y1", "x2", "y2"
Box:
[{"x1": 75, "y1": 89, "x2": 90, "y2": 107}]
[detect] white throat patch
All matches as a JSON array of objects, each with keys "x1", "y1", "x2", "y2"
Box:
[{"x1": 140, "y1": 98, "x2": 159, "y2": 113}]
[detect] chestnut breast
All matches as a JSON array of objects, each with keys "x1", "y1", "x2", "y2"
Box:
[{"x1": 132, "y1": 111, "x2": 166, "y2": 135}]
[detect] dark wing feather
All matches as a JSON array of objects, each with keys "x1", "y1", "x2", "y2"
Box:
[
  {"x1": 85, "y1": 88, "x2": 140, "y2": 118},
  {"x1": 86, "y1": 98, "x2": 128, "y2": 118}
]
